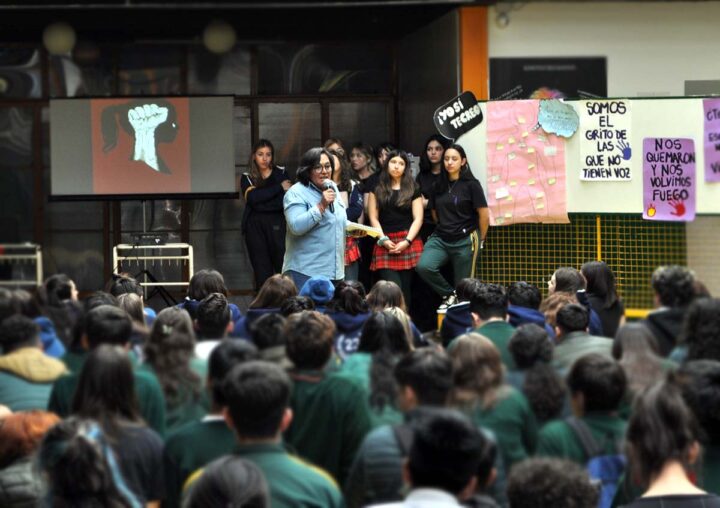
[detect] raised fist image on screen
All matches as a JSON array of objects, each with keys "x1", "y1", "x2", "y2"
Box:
[{"x1": 101, "y1": 100, "x2": 178, "y2": 174}]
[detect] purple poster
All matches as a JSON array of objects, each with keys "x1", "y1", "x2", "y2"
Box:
[
  {"x1": 704, "y1": 99, "x2": 720, "y2": 182},
  {"x1": 643, "y1": 138, "x2": 696, "y2": 221}
]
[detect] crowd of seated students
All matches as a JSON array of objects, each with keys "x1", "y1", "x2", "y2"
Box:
[{"x1": 3, "y1": 262, "x2": 720, "y2": 507}]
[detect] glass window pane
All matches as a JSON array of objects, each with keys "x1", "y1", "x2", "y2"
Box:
[
  {"x1": 118, "y1": 47, "x2": 182, "y2": 96},
  {"x1": 258, "y1": 102, "x2": 321, "y2": 177},
  {"x1": 190, "y1": 230, "x2": 253, "y2": 290},
  {"x1": 0, "y1": 48, "x2": 42, "y2": 99},
  {"x1": 48, "y1": 44, "x2": 115, "y2": 97},
  {"x1": 0, "y1": 107, "x2": 33, "y2": 168},
  {"x1": 234, "y1": 104, "x2": 252, "y2": 167},
  {"x1": 188, "y1": 47, "x2": 251, "y2": 95},
  {"x1": 44, "y1": 231, "x2": 104, "y2": 291},
  {"x1": 120, "y1": 200, "x2": 182, "y2": 233},
  {"x1": 257, "y1": 43, "x2": 393, "y2": 95},
  {"x1": 0, "y1": 168, "x2": 33, "y2": 242},
  {"x1": 188, "y1": 197, "x2": 242, "y2": 231},
  {"x1": 329, "y1": 102, "x2": 390, "y2": 147},
  {"x1": 43, "y1": 166, "x2": 103, "y2": 231}
]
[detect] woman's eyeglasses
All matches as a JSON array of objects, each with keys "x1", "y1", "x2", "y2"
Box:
[{"x1": 312, "y1": 163, "x2": 333, "y2": 173}]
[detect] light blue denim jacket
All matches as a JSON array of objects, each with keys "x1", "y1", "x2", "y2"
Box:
[{"x1": 282, "y1": 180, "x2": 347, "y2": 280}]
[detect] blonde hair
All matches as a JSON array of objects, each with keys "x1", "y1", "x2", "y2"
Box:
[{"x1": 449, "y1": 334, "x2": 504, "y2": 410}]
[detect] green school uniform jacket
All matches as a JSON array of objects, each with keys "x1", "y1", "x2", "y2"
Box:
[
  {"x1": 0, "y1": 347, "x2": 67, "y2": 411},
  {"x1": 537, "y1": 412, "x2": 626, "y2": 465},
  {"x1": 475, "y1": 320, "x2": 517, "y2": 370},
  {"x1": 552, "y1": 331, "x2": 614, "y2": 371},
  {"x1": 285, "y1": 369, "x2": 372, "y2": 485},
  {"x1": 464, "y1": 385, "x2": 537, "y2": 469},
  {"x1": 163, "y1": 416, "x2": 236, "y2": 508},
  {"x1": 234, "y1": 442, "x2": 345, "y2": 508}
]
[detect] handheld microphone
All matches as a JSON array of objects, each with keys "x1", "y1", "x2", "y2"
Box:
[{"x1": 323, "y1": 179, "x2": 334, "y2": 213}]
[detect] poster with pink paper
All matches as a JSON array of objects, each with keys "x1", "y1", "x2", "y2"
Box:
[
  {"x1": 703, "y1": 99, "x2": 720, "y2": 182},
  {"x1": 643, "y1": 138, "x2": 696, "y2": 221},
  {"x1": 486, "y1": 100, "x2": 569, "y2": 225}
]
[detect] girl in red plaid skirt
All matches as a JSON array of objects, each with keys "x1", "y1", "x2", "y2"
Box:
[
  {"x1": 367, "y1": 150, "x2": 424, "y2": 306},
  {"x1": 328, "y1": 149, "x2": 364, "y2": 281}
]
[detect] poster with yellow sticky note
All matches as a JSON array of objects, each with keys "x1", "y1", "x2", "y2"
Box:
[{"x1": 495, "y1": 187, "x2": 510, "y2": 200}]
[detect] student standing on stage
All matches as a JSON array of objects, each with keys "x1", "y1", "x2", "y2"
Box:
[
  {"x1": 416, "y1": 144, "x2": 489, "y2": 309},
  {"x1": 416, "y1": 134, "x2": 449, "y2": 242},
  {"x1": 240, "y1": 139, "x2": 292, "y2": 290},
  {"x1": 329, "y1": 149, "x2": 364, "y2": 282},
  {"x1": 350, "y1": 143, "x2": 380, "y2": 291},
  {"x1": 367, "y1": 150, "x2": 424, "y2": 307}
]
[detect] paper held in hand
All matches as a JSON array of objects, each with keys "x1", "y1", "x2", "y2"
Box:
[{"x1": 345, "y1": 221, "x2": 383, "y2": 238}]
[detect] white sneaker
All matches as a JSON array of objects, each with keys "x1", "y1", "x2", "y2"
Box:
[{"x1": 438, "y1": 292, "x2": 458, "y2": 311}]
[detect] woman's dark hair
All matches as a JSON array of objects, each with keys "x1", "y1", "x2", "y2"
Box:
[
  {"x1": 41, "y1": 275, "x2": 81, "y2": 348},
  {"x1": 552, "y1": 267, "x2": 587, "y2": 294},
  {"x1": 326, "y1": 280, "x2": 369, "y2": 316},
  {"x1": 185, "y1": 455, "x2": 269, "y2": 508},
  {"x1": 455, "y1": 278, "x2": 483, "y2": 303},
  {"x1": 250, "y1": 274, "x2": 297, "y2": 309},
  {"x1": 374, "y1": 150, "x2": 418, "y2": 209},
  {"x1": 38, "y1": 417, "x2": 140, "y2": 508},
  {"x1": 328, "y1": 148, "x2": 354, "y2": 192},
  {"x1": 435, "y1": 143, "x2": 478, "y2": 194},
  {"x1": 367, "y1": 280, "x2": 407, "y2": 313},
  {"x1": 350, "y1": 143, "x2": 377, "y2": 174},
  {"x1": 626, "y1": 380, "x2": 701, "y2": 488},
  {"x1": 418, "y1": 134, "x2": 449, "y2": 174},
  {"x1": 188, "y1": 269, "x2": 228, "y2": 300},
  {"x1": 508, "y1": 324, "x2": 552, "y2": 369},
  {"x1": 107, "y1": 275, "x2": 143, "y2": 298},
  {"x1": 612, "y1": 323, "x2": 664, "y2": 397},
  {"x1": 11, "y1": 289, "x2": 42, "y2": 318},
  {"x1": 101, "y1": 100, "x2": 178, "y2": 173},
  {"x1": 581, "y1": 261, "x2": 619, "y2": 308},
  {"x1": 297, "y1": 147, "x2": 334, "y2": 186},
  {"x1": 247, "y1": 139, "x2": 276, "y2": 188},
  {"x1": 44, "y1": 274, "x2": 75, "y2": 306},
  {"x1": 71, "y1": 345, "x2": 141, "y2": 439},
  {"x1": 682, "y1": 298, "x2": 720, "y2": 362},
  {"x1": 279, "y1": 296, "x2": 315, "y2": 316},
  {"x1": 522, "y1": 364, "x2": 566, "y2": 423},
  {"x1": 144, "y1": 307, "x2": 201, "y2": 406},
  {"x1": 323, "y1": 137, "x2": 347, "y2": 157}
]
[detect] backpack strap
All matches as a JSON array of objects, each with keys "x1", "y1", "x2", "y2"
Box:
[
  {"x1": 565, "y1": 416, "x2": 604, "y2": 459},
  {"x1": 392, "y1": 423, "x2": 414, "y2": 457}
]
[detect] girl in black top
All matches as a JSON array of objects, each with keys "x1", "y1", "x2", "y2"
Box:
[
  {"x1": 240, "y1": 139, "x2": 291, "y2": 290},
  {"x1": 416, "y1": 134, "x2": 449, "y2": 242},
  {"x1": 416, "y1": 144, "x2": 489, "y2": 306},
  {"x1": 368, "y1": 150, "x2": 424, "y2": 306},
  {"x1": 581, "y1": 260, "x2": 626, "y2": 337}
]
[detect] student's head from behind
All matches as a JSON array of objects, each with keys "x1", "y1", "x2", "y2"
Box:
[
  {"x1": 208, "y1": 340, "x2": 259, "y2": 409},
  {"x1": 116, "y1": 293, "x2": 145, "y2": 326},
  {"x1": 44, "y1": 273, "x2": 78, "y2": 305},
  {"x1": 555, "y1": 303, "x2": 589, "y2": 337},
  {"x1": 327, "y1": 280, "x2": 369, "y2": 315},
  {"x1": 507, "y1": 458, "x2": 599, "y2": 508},
  {"x1": 37, "y1": 417, "x2": 139, "y2": 508},
  {"x1": 455, "y1": 278, "x2": 483, "y2": 303},
  {"x1": 0, "y1": 314, "x2": 40, "y2": 353},
  {"x1": 145, "y1": 307, "x2": 196, "y2": 368},
  {"x1": 469, "y1": 283, "x2": 508, "y2": 324},
  {"x1": 581, "y1": 260, "x2": 618, "y2": 306},
  {"x1": 681, "y1": 297, "x2": 720, "y2": 362},
  {"x1": 677, "y1": 360, "x2": 720, "y2": 446},
  {"x1": 0, "y1": 410, "x2": 60, "y2": 468},
  {"x1": 626, "y1": 380, "x2": 701, "y2": 489},
  {"x1": 405, "y1": 409, "x2": 483, "y2": 500},
  {"x1": 279, "y1": 296, "x2": 315, "y2": 317},
  {"x1": 249, "y1": 313, "x2": 287, "y2": 351},
  {"x1": 508, "y1": 324, "x2": 552, "y2": 369},
  {"x1": 222, "y1": 361, "x2": 292, "y2": 441},
  {"x1": 651, "y1": 265, "x2": 695, "y2": 308},
  {"x1": 394, "y1": 348, "x2": 453, "y2": 410},
  {"x1": 367, "y1": 280, "x2": 407, "y2": 313},
  {"x1": 549, "y1": 267, "x2": 586, "y2": 295},
  {"x1": 539, "y1": 292, "x2": 577, "y2": 329},
  {"x1": 507, "y1": 281, "x2": 542, "y2": 310},
  {"x1": 0, "y1": 287, "x2": 14, "y2": 322},
  {"x1": 612, "y1": 322, "x2": 661, "y2": 360},
  {"x1": 449, "y1": 334, "x2": 503, "y2": 409},
  {"x1": 567, "y1": 353, "x2": 626, "y2": 415},
  {"x1": 107, "y1": 275, "x2": 143, "y2": 298},
  {"x1": 84, "y1": 305, "x2": 132, "y2": 350},
  {"x1": 184, "y1": 455, "x2": 269, "y2": 508},
  {"x1": 196, "y1": 293, "x2": 232, "y2": 338},
  {"x1": 285, "y1": 311, "x2": 335, "y2": 370},
  {"x1": 250, "y1": 274, "x2": 297, "y2": 309},
  {"x1": 358, "y1": 311, "x2": 412, "y2": 355},
  {"x1": 188, "y1": 269, "x2": 229, "y2": 301},
  {"x1": 10, "y1": 289, "x2": 42, "y2": 318}
]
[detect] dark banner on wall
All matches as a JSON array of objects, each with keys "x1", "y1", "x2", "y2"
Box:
[{"x1": 490, "y1": 57, "x2": 607, "y2": 100}]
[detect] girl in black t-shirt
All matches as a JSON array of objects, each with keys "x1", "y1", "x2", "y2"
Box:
[
  {"x1": 368, "y1": 150, "x2": 424, "y2": 306},
  {"x1": 416, "y1": 144, "x2": 489, "y2": 307},
  {"x1": 240, "y1": 139, "x2": 291, "y2": 290},
  {"x1": 416, "y1": 134, "x2": 449, "y2": 242}
]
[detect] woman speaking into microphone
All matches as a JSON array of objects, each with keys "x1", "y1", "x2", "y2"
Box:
[{"x1": 283, "y1": 147, "x2": 348, "y2": 290}]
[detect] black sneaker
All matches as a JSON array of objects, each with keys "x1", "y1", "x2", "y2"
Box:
[{"x1": 438, "y1": 292, "x2": 458, "y2": 311}]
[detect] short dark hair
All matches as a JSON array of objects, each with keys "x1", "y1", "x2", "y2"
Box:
[
  {"x1": 0, "y1": 314, "x2": 40, "y2": 352},
  {"x1": 567, "y1": 353, "x2": 626, "y2": 412},
  {"x1": 358, "y1": 311, "x2": 411, "y2": 355},
  {"x1": 326, "y1": 281, "x2": 369, "y2": 315},
  {"x1": 651, "y1": 265, "x2": 695, "y2": 308},
  {"x1": 285, "y1": 311, "x2": 334, "y2": 370},
  {"x1": 197, "y1": 293, "x2": 231, "y2": 338},
  {"x1": 508, "y1": 324, "x2": 552, "y2": 369},
  {"x1": 555, "y1": 303, "x2": 589, "y2": 334},
  {"x1": 681, "y1": 298, "x2": 720, "y2": 361},
  {"x1": 188, "y1": 269, "x2": 228, "y2": 301},
  {"x1": 552, "y1": 267, "x2": 586, "y2": 293},
  {"x1": 249, "y1": 313, "x2": 286, "y2": 351},
  {"x1": 85, "y1": 305, "x2": 132, "y2": 349},
  {"x1": 222, "y1": 361, "x2": 291, "y2": 439},
  {"x1": 394, "y1": 349, "x2": 453, "y2": 406},
  {"x1": 185, "y1": 455, "x2": 269, "y2": 508},
  {"x1": 507, "y1": 458, "x2": 599, "y2": 508},
  {"x1": 407, "y1": 409, "x2": 483, "y2": 495},
  {"x1": 469, "y1": 283, "x2": 508, "y2": 321},
  {"x1": 677, "y1": 360, "x2": 720, "y2": 445},
  {"x1": 0, "y1": 288, "x2": 14, "y2": 323},
  {"x1": 279, "y1": 296, "x2": 315, "y2": 317},
  {"x1": 455, "y1": 278, "x2": 483, "y2": 303},
  {"x1": 297, "y1": 147, "x2": 334, "y2": 186},
  {"x1": 107, "y1": 275, "x2": 143, "y2": 298},
  {"x1": 208, "y1": 340, "x2": 259, "y2": 407},
  {"x1": 11, "y1": 289, "x2": 42, "y2": 319},
  {"x1": 507, "y1": 281, "x2": 542, "y2": 310}
]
